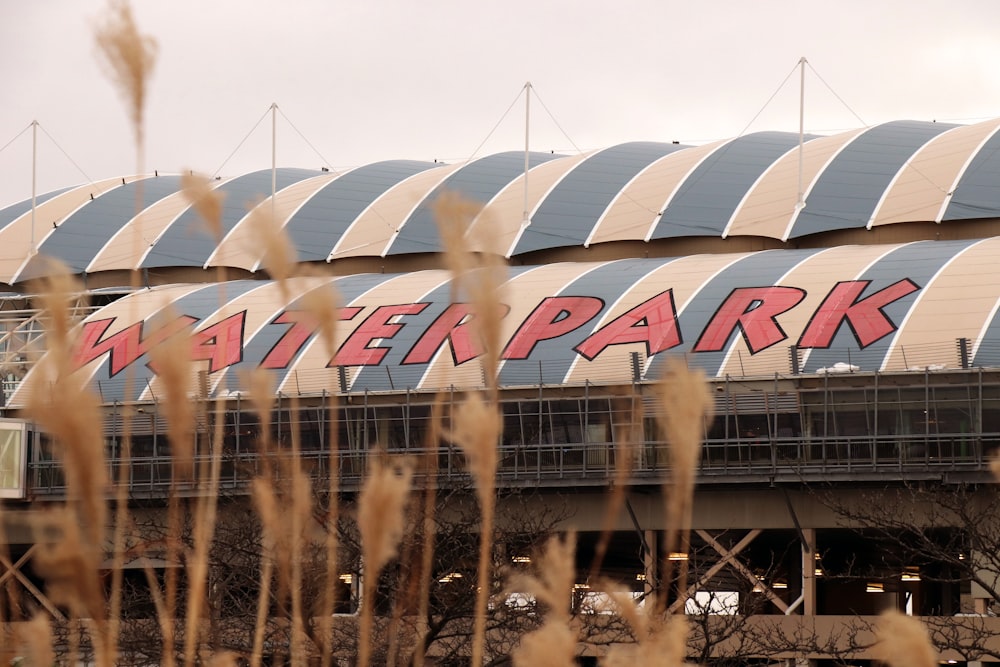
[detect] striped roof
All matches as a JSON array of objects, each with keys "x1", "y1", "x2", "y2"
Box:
[
  {"x1": 3, "y1": 119, "x2": 1000, "y2": 285},
  {"x1": 11, "y1": 238, "x2": 1000, "y2": 405}
]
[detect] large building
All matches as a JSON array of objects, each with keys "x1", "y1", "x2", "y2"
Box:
[{"x1": 3, "y1": 118, "x2": 1000, "y2": 664}]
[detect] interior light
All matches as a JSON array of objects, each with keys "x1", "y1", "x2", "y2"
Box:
[
  {"x1": 668, "y1": 552, "x2": 689, "y2": 561},
  {"x1": 866, "y1": 582, "x2": 885, "y2": 593},
  {"x1": 339, "y1": 573, "x2": 353, "y2": 584},
  {"x1": 901, "y1": 567, "x2": 921, "y2": 582},
  {"x1": 772, "y1": 580, "x2": 788, "y2": 589},
  {"x1": 635, "y1": 573, "x2": 647, "y2": 581},
  {"x1": 512, "y1": 555, "x2": 531, "y2": 564}
]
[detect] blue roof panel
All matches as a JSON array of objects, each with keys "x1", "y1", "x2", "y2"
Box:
[
  {"x1": 650, "y1": 132, "x2": 809, "y2": 239},
  {"x1": 17, "y1": 177, "x2": 183, "y2": 281},
  {"x1": 141, "y1": 168, "x2": 319, "y2": 269},
  {"x1": 387, "y1": 151, "x2": 562, "y2": 256},
  {"x1": 943, "y1": 129, "x2": 1000, "y2": 220},
  {"x1": 289, "y1": 160, "x2": 440, "y2": 262},
  {"x1": 0, "y1": 187, "x2": 73, "y2": 232},
  {"x1": 790, "y1": 121, "x2": 957, "y2": 238},
  {"x1": 514, "y1": 142, "x2": 688, "y2": 254}
]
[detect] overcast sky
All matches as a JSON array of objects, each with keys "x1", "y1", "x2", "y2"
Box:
[{"x1": 2, "y1": 0, "x2": 1000, "y2": 208}]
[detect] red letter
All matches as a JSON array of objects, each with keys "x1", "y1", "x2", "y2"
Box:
[
  {"x1": 335, "y1": 303, "x2": 429, "y2": 366},
  {"x1": 403, "y1": 303, "x2": 480, "y2": 365},
  {"x1": 575, "y1": 290, "x2": 681, "y2": 360},
  {"x1": 694, "y1": 286, "x2": 806, "y2": 353},
  {"x1": 74, "y1": 315, "x2": 198, "y2": 376},
  {"x1": 798, "y1": 279, "x2": 919, "y2": 349},
  {"x1": 189, "y1": 312, "x2": 246, "y2": 373},
  {"x1": 502, "y1": 296, "x2": 604, "y2": 360},
  {"x1": 261, "y1": 307, "x2": 362, "y2": 369}
]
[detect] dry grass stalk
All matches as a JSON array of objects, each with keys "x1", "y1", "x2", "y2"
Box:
[
  {"x1": 449, "y1": 393, "x2": 500, "y2": 498},
  {"x1": 873, "y1": 609, "x2": 937, "y2": 667},
  {"x1": 26, "y1": 264, "x2": 111, "y2": 664},
  {"x1": 287, "y1": 394, "x2": 312, "y2": 667},
  {"x1": 433, "y1": 192, "x2": 481, "y2": 302},
  {"x1": 412, "y1": 395, "x2": 445, "y2": 667},
  {"x1": 357, "y1": 458, "x2": 414, "y2": 667},
  {"x1": 652, "y1": 357, "x2": 711, "y2": 613},
  {"x1": 94, "y1": 0, "x2": 157, "y2": 148},
  {"x1": 247, "y1": 199, "x2": 297, "y2": 300},
  {"x1": 148, "y1": 307, "x2": 195, "y2": 478},
  {"x1": 32, "y1": 510, "x2": 105, "y2": 623},
  {"x1": 603, "y1": 588, "x2": 690, "y2": 667},
  {"x1": 208, "y1": 651, "x2": 240, "y2": 667},
  {"x1": 181, "y1": 172, "x2": 227, "y2": 242},
  {"x1": 250, "y1": 478, "x2": 279, "y2": 667},
  {"x1": 432, "y1": 191, "x2": 507, "y2": 395},
  {"x1": 589, "y1": 394, "x2": 641, "y2": 580},
  {"x1": 447, "y1": 392, "x2": 501, "y2": 667},
  {"x1": 17, "y1": 613, "x2": 55, "y2": 667},
  {"x1": 242, "y1": 368, "x2": 276, "y2": 455},
  {"x1": 510, "y1": 534, "x2": 578, "y2": 667},
  {"x1": 467, "y1": 251, "x2": 507, "y2": 397},
  {"x1": 182, "y1": 388, "x2": 227, "y2": 667},
  {"x1": 301, "y1": 278, "x2": 344, "y2": 667},
  {"x1": 300, "y1": 281, "x2": 341, "y2": 361},
  {"x1": 146, "y1": 307, "x2": 195, "y2": 667},
  {"x1": 95, "y1": 1, "x2": 157, "y2": 649}
]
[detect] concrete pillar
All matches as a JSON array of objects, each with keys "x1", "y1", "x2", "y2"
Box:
[
  {"x1": 644, "y1": 529, "x2": 657, "y2": 597},
  {"x1": 802, "y1": 527, "x2": 817, "y2": 616}
]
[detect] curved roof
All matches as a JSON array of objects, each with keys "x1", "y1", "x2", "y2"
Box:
[
  {"x1": 11, "y1": 237, "x2": 1000, "y2": 405},
  {"x1": 4, "y1": 119, "x2": 1000, "y2": 285}
]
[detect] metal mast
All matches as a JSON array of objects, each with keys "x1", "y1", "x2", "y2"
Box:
[
  {"x1": 30, "y1": 120, "x2": 38, "y2": 255},
  {"x1": 271, "y1": 102, "x2": 278, "y2": 221},
  {"x1": 522, "y1": 81, "x2": 532, "y2": 227},
  {"x1": 796, "y1": 57, "x2": 806, "y2": 211}
]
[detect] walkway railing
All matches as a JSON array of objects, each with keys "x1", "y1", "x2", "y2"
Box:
[{"x1": 26, "y1": 432, "x2": 998, "y2": 498}]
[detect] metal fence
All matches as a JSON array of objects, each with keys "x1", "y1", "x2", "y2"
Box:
[{"x1": 27, "y1": 430, "x2": 996, "y2": 498}]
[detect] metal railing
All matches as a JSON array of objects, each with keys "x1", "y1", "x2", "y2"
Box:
[{"x1": 27, "y1": 431, "x2": 997, "y2": 498}]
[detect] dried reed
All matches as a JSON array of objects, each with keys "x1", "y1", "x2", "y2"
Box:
[
  {"x1": 243, "y1": 368, "x2": 277, "y2": 667},
  {"x1": 300, "y1": 281, "x2": 341, "y2": 363},
  {"x1": 588, "y1": 394, "x2": 641, "y2": 580},
  {"x1": 605, "y1": 581, "x2": 690, "y2": 667},
  {"x1": 246, "y1": 199, "x2": 297, "y2": 300},
  {"x1": 23, "y1": 266, "x2": 116, "y2": 664},
  {"x1": 357, "y1": 459, "x2": 414, "y2": 667},
  {"x1": 94, "y1": 0, "x2": 157, "y2": 149},
  {"x1": 510, "y1": 534, "x2": 578, "y2": 667},
  {"x1": 873, "y1": 609, "x2": 937, "y2": 667},
  {"x1": 432, "y1": 191, "x2": 507, "y2": 396},
  {"x1": 652, "y1": 358, "x2": 712, "y2": 613},
  {"x1": 299, "y1": 278, "x2": 344, "y2": 667},
  {"x1": 448, "y1": 393, "x2": 501, "y2": 666},
  {"x1": 181, "y1": 172, "x2": 227, "y2": 243},
  {"x1": 435, "y1": 191, "x2": 508, "y2": 666},
  {"x1": 95, "y1": 6, "x2": 158, "y2": 659},
  {"x1": 411, "y1": 396, "x2": 445, "y2": 667},
  {"x1": 25, "y1": 269, "x2": 107, "y2": 549},
  {"x1": 147, "y1": 307, "x2": 195, "y2": 479},
  {"x1": 17, "y1": 613, "x2": 54, "y2": 667}
]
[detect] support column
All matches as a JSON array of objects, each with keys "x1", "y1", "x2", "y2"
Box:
[
  {"x1": 644, "y1": 529, "x2": 657, "y2": 597},
  {"x1": 802, "y1": 527, "x2": 816, "y2": 616}
]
